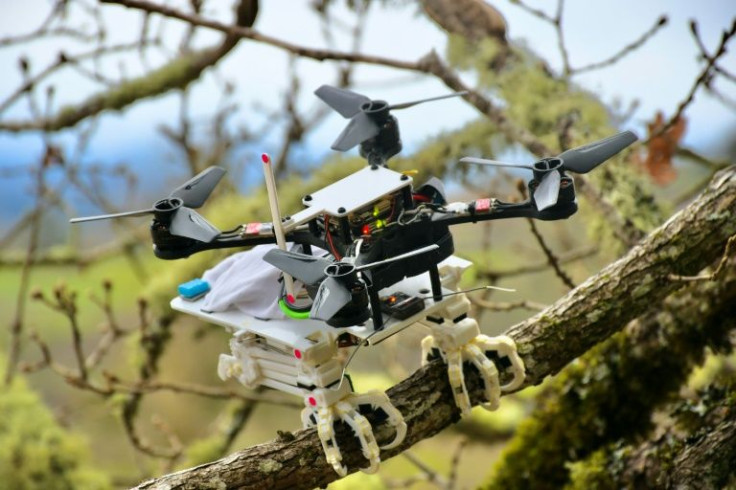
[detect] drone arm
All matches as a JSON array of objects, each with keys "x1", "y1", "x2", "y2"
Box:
[
  {"x1": 151, "y1": 223, "x2": 326, "y2": 260},
  {"x1": 432, "y1": 197, "x2": 577, "y2": 227}
]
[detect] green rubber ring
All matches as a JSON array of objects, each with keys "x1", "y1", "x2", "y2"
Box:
[{"x1": 279, "y1": 299, "x2": 310, "y2": 319}]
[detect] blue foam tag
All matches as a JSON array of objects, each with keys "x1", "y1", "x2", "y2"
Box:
[{"x1": 178, "y1": 278, "x2": 210, "y2": 299}]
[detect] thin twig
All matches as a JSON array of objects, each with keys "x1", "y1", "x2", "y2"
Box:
[
  {"x1": 526, "y1": 219, "x2": 576, "y2": 289},
  {"x1": 468, "y1": 296, "x2": 548, "y2": 312},
  {"x1": 669, "y1": 235, "x2": 736, "y2": 282},
  {"x1": 653, "y1": 19, "x2": 736, "y2": 139},
  {"x1": 573, "y1": 16, "x2": 668, "y2": 75},
  {"x1": 447, "y1": 438, "x2": 468, "y2": 490}
]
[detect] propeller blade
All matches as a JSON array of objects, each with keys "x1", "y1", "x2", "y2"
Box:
[
  {"x1": 263, "y1": 249, "x2": 332, "y2": 285},
  {"x1": 559, "y1": 130, "x2": 638, "y2": 173},
  {"x1": 69, "y1": 208, "x2": 154, "y2": 223},
  {"x1": 170, "y1": 166, "x2": 226, "y2": 208},
  {"x1": 459, "y1": 156, "x2": 536, "y2": 170},
  {"x1": 169, "y1": 207, "x2": 220, "y2": 242},
  {"x1": 314, "y1": 85, "x2": 370, "y2": 119},
  {"x1": 388, "y1": 91, "x2": 468, "y2": 110},
  {"x1": 534, "y1": 170, "x2": 561, "y2": 211},
  {"x1": 356, "y1": 244, "x2": 439, "y2": 271},
  {"x1": 310, "y1": 276, "x2": 352, "y2": 321},
  {"x1": 332, "y1": 111, "x2": 380, "y2": 151}
]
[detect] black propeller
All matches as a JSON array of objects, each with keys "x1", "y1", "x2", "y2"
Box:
[
  {"x1": 315, "y1": 85, "x2": 467, "y2": 152},
  {"x1": 460, "y1": 131, "x2": 638, "y2": 211},
  {"x1": 69, "y1": 166, "x2": 225, "y2": 242},
  {"x1": 264, "y1": 244, "x2": 439, "y2": 321}
]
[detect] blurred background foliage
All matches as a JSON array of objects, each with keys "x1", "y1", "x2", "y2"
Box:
[{"x1": 0, "y1": 0, "x2": 734, "y2": 488}]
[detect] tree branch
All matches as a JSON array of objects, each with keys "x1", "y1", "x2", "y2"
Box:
[
  {"x1": 0, "y1": 0, "x2": 258, "y2": 133},
  {"x1": 132, "y1": 167, "x2": 736, "y2": 489}
]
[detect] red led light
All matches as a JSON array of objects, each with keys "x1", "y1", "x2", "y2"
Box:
[
  {"x1": 261, "y1": 153, "x2": 270, "y2": 164},
  {"x1": 308, "y1": 396, "x2": 317, "y2": 406},
  {"x1": 287, "y1": 294, "x2": 295, "y2": 304},
  {"x1": 293, "y1": 349, "x2": 302, "y2": 359},
  {"x1": 362, "y1": 224, "x2": 371, "y2": 236}
]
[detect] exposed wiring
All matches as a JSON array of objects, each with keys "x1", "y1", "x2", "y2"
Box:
[
  {"x1": 331, "y1": 328, "x2": 383, "y2": 391},
  {"x1": 324, "y1": 214, "x2": 342, "y2": 260}
]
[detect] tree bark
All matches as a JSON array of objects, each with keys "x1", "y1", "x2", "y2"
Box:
[
  {"x1": 567, "y1": 386, "x2": 736, "y2": 490},
  {"x1": 133, "y1": 166, "x2": 736, "y2": 489},
  {"x1": 482, "y1": 258, "x2": 736, "y2": 489}
]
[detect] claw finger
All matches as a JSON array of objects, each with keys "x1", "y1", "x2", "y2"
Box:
[
  {"x1": 349, "y1": 392, "x2": 407, "y2": 450},
  {"x1": 338, "y1": 402, "x2": 381, "y2": 474},
  {"x1": 316, "y1": 408, "x2": 347, "y2": 477},
  {"x1": 421, "y1": 335, "x2": 436, "y2": 366},
  {"x1": 466, "y1": 344, "x2": 500, "y2": 411},
  {"x1": 447, "y1": 350, "x2": 472, "y2": 416}
]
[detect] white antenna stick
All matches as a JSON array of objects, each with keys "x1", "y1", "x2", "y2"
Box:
[{"x1": 261, "y1": 153, "x2": 296, "y2": 301}]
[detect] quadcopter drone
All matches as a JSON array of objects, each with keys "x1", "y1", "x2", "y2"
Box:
[{"x1": 71, "y1": 84, "x2": 637, "y2": 476}]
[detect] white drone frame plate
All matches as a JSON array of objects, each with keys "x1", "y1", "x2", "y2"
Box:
[
  {"x1": 286, "y1": 165, "x2": 411, "y2": 228},
  {"x1": 171, "y1": 255, "x2": 472, "y2": 349}
]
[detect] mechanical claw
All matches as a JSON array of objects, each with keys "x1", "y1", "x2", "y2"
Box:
[
  {"x1": 302, "y1": 384, "x2": 406, "y2": 476},
  {"x1": 422, "y1": 316, "x2": 525, "y2": 416}
]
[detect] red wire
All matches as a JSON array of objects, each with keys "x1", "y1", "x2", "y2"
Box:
[{"x1": 324, "y1": 214, "x2": 342, "y2": 260}]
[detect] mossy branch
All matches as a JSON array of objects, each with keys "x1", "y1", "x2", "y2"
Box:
[
  {"x1": 483, "y1": 257, "x2": 736, "y2": 489},
  {"x1": 567, "y1": 384, "x2": 736, "y2": 490},
  {"x1": 0, "y1": 0, "x2": 258, "y2": 133},
  {"x1": 132, "y1": 167, "x2": 735, "y2": 489}
]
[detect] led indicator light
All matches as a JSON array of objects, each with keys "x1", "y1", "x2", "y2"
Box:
[
  {"x1": 294, "y1": 349, "x2": 302, "y2": 359},
  {"x1": 308, "y1": 396, "x2": 317, "y2": 406}
]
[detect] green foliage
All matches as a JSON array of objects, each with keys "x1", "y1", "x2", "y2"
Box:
[
  {"x1": 0, "y1": 377, "x2": 110, "y2": 490},
  {"x1": 329, "y1": 471, "x2": 385, "y2": 490},
  {"x1": 564, "y1": 448, "x2": 618, "y2": 490}
]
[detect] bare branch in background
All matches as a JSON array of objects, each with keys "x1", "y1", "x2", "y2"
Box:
[
  {"x1": 573, "y1": 15, "x2": 669, "y2": 75},
  {"x1": 526, "y1": 219, "x2": 576, "y2": 289},
  {"x1": 651, "y1": 18, "x2": 736, "y2": 139}
]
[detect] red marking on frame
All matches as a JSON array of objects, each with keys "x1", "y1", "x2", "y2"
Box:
[
  {"x1": 261, "y1": 153, "x2": 270, "y2": 164},
  {"x1": 475, "y1": 198, "x2": 491, "y2": 212},
  {"x1": 308, "y1": 396, "x2": 317, "y2": 406},
  {"x1": 293, "y1": 349, "x2": 302, "y2": 360},
  {"x1": 245, "y1": 222, "x2": 262, "y2": 235}
]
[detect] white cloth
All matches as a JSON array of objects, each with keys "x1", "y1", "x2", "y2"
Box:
[{"x1": 202, "y1": 244, "x2": 287, "y2": 319}]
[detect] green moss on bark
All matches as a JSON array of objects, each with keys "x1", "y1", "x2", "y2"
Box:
[{"x1": 482, "y1": 260, "x2": 736, "y2": 489}]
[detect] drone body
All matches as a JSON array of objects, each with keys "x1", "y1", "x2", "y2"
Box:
[{"x1": 71, "y1": 84, "x2": 637, "y2": 476}]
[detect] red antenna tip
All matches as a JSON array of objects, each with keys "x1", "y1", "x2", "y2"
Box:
[{"x1": 261, "y1": 153, "x2": 270, "y2": 164}]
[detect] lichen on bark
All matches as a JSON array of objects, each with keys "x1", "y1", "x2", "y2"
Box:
[
  {"x1": 481, "y1": 259, "x2": 736, "y2": 489},
  {"x1": 566, "y1": 381, "x2": 736, "y2": 489}
]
